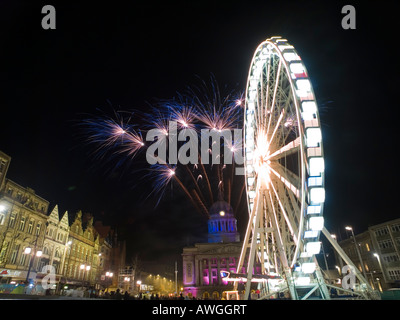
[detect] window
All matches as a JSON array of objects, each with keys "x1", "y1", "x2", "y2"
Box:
[
  {"x1": 388, "y1": 269, "x2": 400, "y2": 280},
  {"x1": 27, "y1": 220, "x2": 34, "y2": 233},
  {"x1": 18, "y1": 216, "x2": 26, "y2": 231},
  {"x1": 10, "y1": 245, "x2": 20, "y2": 264},
  {"x1": 35, "y1": 223, "x2": 41, "y2": 235},
  {"x1": 383, "y1": 254, "x2": 399, "y2": 263},
  {"x1": 365, "y1": 243, "x2": 370, "y2": 251},
  {"x1": 0, "y1": 243, "x2": 8, "y2": 261},
  {"x1": 20, "y1": 251, "x2": 28, "y2": 266},
  {"x1": 8, "y1": 213, "x2": 16, "y2": 228},
  {"x1": 378, "y1": 239, "x2": 393, "y2": 249},
  {"x1": 391, "y1": 224, "x2": 400, "y2": 233},
  {"x1": 375, "y1": 227, "x2": 389, "y2": 237}
]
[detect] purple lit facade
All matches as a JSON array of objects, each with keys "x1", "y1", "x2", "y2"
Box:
[{"x1": 182, "y1": 201, "x2": 260, "y2": 299}]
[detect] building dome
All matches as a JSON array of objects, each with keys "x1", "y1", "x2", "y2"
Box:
[
  {"x1": 207, "y1": 201, "x2": 239, "y2": 243},
  {"x1": 209, "y1": 201, "x2": 234, "y2": 218}
]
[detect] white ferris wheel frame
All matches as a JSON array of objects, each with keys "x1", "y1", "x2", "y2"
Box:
[{"x1": 237, "y1": 36, "x2": 328, "y2": 299}]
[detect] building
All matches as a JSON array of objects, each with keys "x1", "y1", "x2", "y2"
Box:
[
  {"x1": 0, "y1": 150, "x2": 126, "y2": 295},
  {"x1": 39, "y1": 204, "x2": 70, "y2": 292},
  {"x1": 182, "y1": 201, "x2": 258, "y2": 299},
  {"x1": 0, "y1": 151, "x2": 11, "y2": 191},
  {"x1": 63, "y1": 211, "x2": 100, "y2": 289},
  {"x1": 0, "y1": 152, "x2": 49, "y2": 287},
  {"x1": 94, "y1": 220, "x2": 114, "y2": 290},
  {"x1": 336, "y1": 218, "x2": 400, "y2": 291}
]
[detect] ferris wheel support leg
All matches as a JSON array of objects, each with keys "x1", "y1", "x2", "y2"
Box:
[
  {"x1": 313, "y1": 256, "x2": 331, "y2": 300},
  {"x1": 243, "y1": 193, "x2": 264, "y2": 300}
]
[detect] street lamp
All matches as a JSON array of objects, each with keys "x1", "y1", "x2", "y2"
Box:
[
  {"x1": 80, "y1": 264, "x2": 91, "y2": 289},
  {"x1": 104, "y1": 271, "x2": 113, "y2": 292},
  {"x1": 345, "y1": 226, "x2": 367, "y2": 280},
  {"x1": 24, "y1": 246, "x2": 43, "y2": 284},
  {"x1": 136, "y1": 280, "x2": 142, "y2": 294},
  {"x1": 373, "y1": 253, "x2": 387, "y2": 283}
]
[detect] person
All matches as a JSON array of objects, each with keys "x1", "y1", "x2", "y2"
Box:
[
  {"x1": 115, "y1": 288, "x2": 122, "y2": 300},
  {"x1": 124, "y1": 290, "x2": 130, "y2": 300}
]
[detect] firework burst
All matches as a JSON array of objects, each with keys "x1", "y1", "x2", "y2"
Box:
[{"x1": 82, "y1": 77, "x2": 246, "y2": 219}]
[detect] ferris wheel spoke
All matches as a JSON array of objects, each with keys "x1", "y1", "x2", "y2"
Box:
[
  {"x1": 269, "y1": 162, "x2": 300, "y2": 199},
  {"x1": 268, "y1": 109, "x2": 285, "y2": 145},
  {"x1": 275, "y1": 179, "x2": 302, "y2": 262},
  {"x1": 267, "y1": 136, "x2": 301, "y2": 161},
  {"x1": 265, "y1": 59, "x2": 282, "y2": 138},
  {"x1": 274, "y1": 88, "x2": 296, "y2": 145},
  {"x1": 269, "y1": 179, "x2": 298, "y2": 244},
  {"x1": 266, "y1": 189, "x2": 291, "y2": 270}
]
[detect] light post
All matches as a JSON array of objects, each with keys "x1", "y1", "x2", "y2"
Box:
[
  {"x1": 105, "y1": 271, "x2": 113, "y2": 292},
  {"x1": 373, "y1": 253, "x2": 387, "y2": 284},
  {"x1": 175, "y1": 261, "x2": 178, "y2": 295},
  {"x1": 124, "y1": 276, "x2": 130, "y2": 292},
  {"x1": 24, "y1": 246, "x2": 43, "y2": 285},
  {"x1": 345, "y1": 226, "x2": 368, "y2": 282},
  {"x1": 80, "y1": 264, "x2": 91, "y2": 289},
  {"x1": 137, "y1": 280, "x2": 142, "y2": 294}
]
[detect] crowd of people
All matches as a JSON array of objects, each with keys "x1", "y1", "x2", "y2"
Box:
[{"x1": 97, "y1": 290, "x2": 196, "y2": 300}]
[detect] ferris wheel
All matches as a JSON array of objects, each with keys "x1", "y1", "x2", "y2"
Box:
[{"x1": 236, "y1": 36, "x2": 329, "y2": 300}]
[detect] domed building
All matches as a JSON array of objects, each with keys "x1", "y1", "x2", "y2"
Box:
[
  {"x1": 182, "y1": 201, "x2": 260, "y2": 299},
  {"x1": 207, "y1": 201, "x2": 240, "y2": 243}
]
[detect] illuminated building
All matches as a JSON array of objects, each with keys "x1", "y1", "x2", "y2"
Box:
[
  {"x1": 0, "y1": 151, "x2": 49, "y2": 288},
  {"x1": 39, "y1": 204, "x2": 70, "y2": 292},
  {"x1": 63, "y1": 211, "x2": 100, "y2": 289},
  {"x1": 0, "y1": 150, "x2": 126, "y2": 294},
  {"x1": 335, "y1": 218, "x2": 400, "y2": 291},
  {"x1": 182, "y1": 201, "x2": 260, "y2": 299}
]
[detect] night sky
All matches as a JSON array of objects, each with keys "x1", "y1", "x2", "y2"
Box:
[{"x1": 0, "y1": 1, "x2": 398, "y2": 272}]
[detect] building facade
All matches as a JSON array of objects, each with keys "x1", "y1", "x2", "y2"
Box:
[
  {"x1": 64, "y1": 211, "x2": 100, "y2": 289},
  {"x1": 182, "y1": 201, "x2": 258, "y2": 299},
  {"x1": 0, "y1": 150, "x2": 126, "y2": 294},
  {"x1": 0, "y1": 179, "x2": 49, "y2": 286},
  {"x1": 40, "y1": 205, "x2": 70, "y2": 290},
  {"x1": 336, "y1": 218, "x2": 400, "y2": 291}
]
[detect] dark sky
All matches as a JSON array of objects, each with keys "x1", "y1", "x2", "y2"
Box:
[{"x1": 0, "y1": 1, "x2": 399, "y2": 271}]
